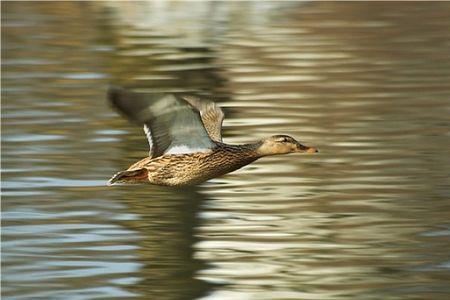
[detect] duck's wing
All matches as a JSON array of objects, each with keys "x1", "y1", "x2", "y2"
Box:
[
  {"x1": 180, "y1": 95, "x2": 224, "y2": 142},
  {"x1": 108, "y1": 87, "x2": 215, "y2": 158}
]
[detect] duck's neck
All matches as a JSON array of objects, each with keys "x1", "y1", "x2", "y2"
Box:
[
  {"x1": 216, "y1": 141, "x2": 264, "y2": 158},
  {"x1": 206, "y1": 141, "x2": 263, "y2": 176}
]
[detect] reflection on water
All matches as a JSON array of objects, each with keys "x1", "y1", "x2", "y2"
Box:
[{"x1": 2, "y1": 2, "x2": 450, "y2": 300}]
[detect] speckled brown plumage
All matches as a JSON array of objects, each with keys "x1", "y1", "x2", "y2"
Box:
[
  {"x1": 107, "y1": 88, "x2": 318, "y2": 186},
  {"x1": 114, "y1": 142, "x2": 260, "y2": 186}
]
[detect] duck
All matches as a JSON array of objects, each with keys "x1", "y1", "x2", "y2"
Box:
[{"x1": 107, "y1": 87, "x2": 318, "y2": 186}]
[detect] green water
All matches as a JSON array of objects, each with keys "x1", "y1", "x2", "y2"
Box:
[{"x1": 2, "y1": 2, "x2": 450, "y2": 299}]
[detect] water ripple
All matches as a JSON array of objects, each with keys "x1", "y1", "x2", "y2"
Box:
[{"x1": 3, "y1": 1, "x2": 450, "y2": 300}]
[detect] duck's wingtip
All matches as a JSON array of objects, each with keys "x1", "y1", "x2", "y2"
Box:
[
  {"x1": 106, "y1": 169, "x2": 149, "y2": 186},
  {"x1": 107, "y1": 85, "x2": 124, "y2": 102},
  {"x1": 106, "y1": 178, "x2": 117, "y2": 186},
  {"x1": 107, "y1": 171, "x2": 123, "y2": 186}
]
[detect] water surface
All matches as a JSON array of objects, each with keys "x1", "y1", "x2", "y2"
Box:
[{"x1": 2, "y1": 2, "x2": 450, "y2": 300}]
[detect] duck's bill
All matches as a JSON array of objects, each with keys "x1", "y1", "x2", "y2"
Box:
[{"x1": 296, "y1": 144, "x2": 319, "y2": 154}]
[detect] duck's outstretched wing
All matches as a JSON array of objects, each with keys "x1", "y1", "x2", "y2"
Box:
[
  {"x1": 180, "y1": 95, "x2": 224, "y2": 142},
  {"x1": 108, "y1": 87, "x2": 215, "y2": 158}
]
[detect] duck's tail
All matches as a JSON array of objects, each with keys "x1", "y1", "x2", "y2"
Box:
[{"x1": 107, "y1": 168, "x2": 148, "y2": 185}]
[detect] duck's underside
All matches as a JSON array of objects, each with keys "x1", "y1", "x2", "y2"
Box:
[{"x1": 108, "y1": 147, "x2": 259, "y2": 186}]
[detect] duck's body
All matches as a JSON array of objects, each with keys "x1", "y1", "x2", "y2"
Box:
[
  {"x1": 113, "y1": 143, "x2": 259, "y2": 186},
  {"x1": 107, "y1": 88, "x2": 317, "y2": 186}
]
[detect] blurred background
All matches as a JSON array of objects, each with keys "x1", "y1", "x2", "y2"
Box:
[{"x1": 2, "y1": 1, "x2": 450, "y2": 299}]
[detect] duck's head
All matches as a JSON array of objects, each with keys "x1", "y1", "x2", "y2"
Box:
[{"x1": 256, "y1": 135, "x2": 318, "y2": 156}]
